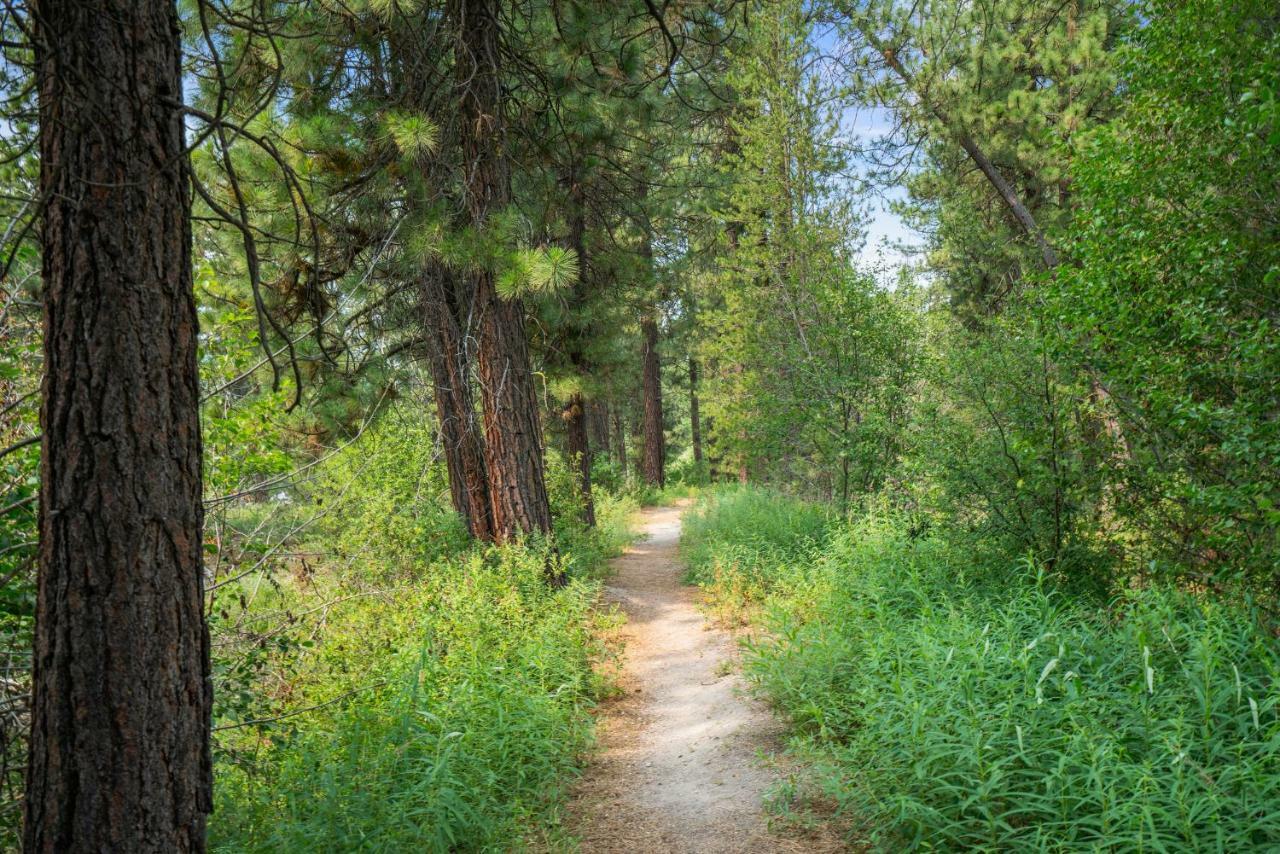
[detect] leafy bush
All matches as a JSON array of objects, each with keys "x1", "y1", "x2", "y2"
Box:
[
  {"x1": 684, "y1": 488, "x2": 1280, "y2": 850},
  {"x1": 304, "y1": 415, "x2": 472, "y2": 574},
  {"x1": 666, "y1": 455, "x2": 710, "y2": 488},
  {"x1": 906, "y1": 312, "x2": 1115, "y2": 588},
  {"x1": 1051, "y1": 0, "x2": 1280, "y2": 586},
  {"x1": 590, "y1": 455, "x2": 625, "y2": 494}
]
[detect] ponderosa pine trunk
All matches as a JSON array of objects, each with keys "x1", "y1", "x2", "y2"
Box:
[
  {"x1": 451, "y1": 0, "x2": 553, "y2": 544},
  {"x1": 640, "y1": 315, "x2": 665, "y2": 488},
  {"x1": 613, "y1": 405, "x2": 627, "y2": 478},
  {"x1": 689, "y1": 357, "x2": 702, "y2": 465},
  {"x1": 705, "y1": 414, "x2": 719, "y2": 481},
  {"x1": 559, "y1": 168, "x2": 595, "y2": 525},
  {"x1": 421, "y1": 264, "x2": 495, "y2": 540},
  {"x1": 26, "y1": 0, "x2": 212, "y2": 849},
  {"x1": 390, "y1": 34, "x2": 494, "y2": 542},
  {"x1": 562, "y1": 392, "x2": 595, "y2": 526},
  {"x1": 589, "y1": 401, "x2": 610, "y2": 458}
]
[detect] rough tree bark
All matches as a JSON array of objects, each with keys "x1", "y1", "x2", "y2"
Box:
[
  {"x1": 559, "y1": 167, "x2": 595, "y2": 526},
  {"x1": 451, "y1": 0, "x2": 553, "y2": 544},
  {"x1": 390, "y1": 33, "x2": 494, "y2": 541},
  {"x1": 420, "y1": 264, "x2": 495, "y2": 540},
  {"x1": 589, "y1": 401, "x2": 610, "y2": 459},
  {"x1": 640, "y1": 314, "x2": 665, "y2": 488},
  {"x1": 25, "y1": 0, "x2": 212, "y2": 850},
  {"x1": 689, "y1": 357, "x2": 702, "y2": 464},
  {"x1": 705, "y1": 414, "x2": 719, "y2": 481},
  {"x1": 613, "y1": 405, "x2": 627, "y2": 478},
  {"x1": 561, "y1": 393, "x2": 595, "y2": 526}
]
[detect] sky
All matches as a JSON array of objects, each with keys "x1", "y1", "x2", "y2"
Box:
[
  {"x1": 844, "y1": 104, "x2": 922, "y2": 272},
  {"x1": 809, "y1": 23, "x2": 923, "y2": 272}
]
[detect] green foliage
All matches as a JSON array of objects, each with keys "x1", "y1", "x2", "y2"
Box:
[
  {"x1": 1051, "y1": 0, "x2": 1280, "y2": 586},
  {"x1": 306, "y1": 413, "x2": 471, "y2": 573},
  {"x1": 905, "y1": 308, "x2": 1113, "y2": 583},
  {"x1": 211, "y1": 546, "x2": 603, "y2": 852},
  {"x1": 495, "y1": 244, "x2": 581, "y2": 299},
  {"x1": 846, "y1": 0, "x2": 1133, "y2": 314},
  {"x1": 701, "y1": 1, "x2": 919, "y2": 497},
  {"x1": 589, "y1": 454, "x2": 625, "y2": 495},
  {"x1": 681, "y1": 487, "x2": 832, "y2": 585},
  {"x1": 666, "y1": 454, "x2": 710, "y2": 489},
  {"x1": 685, "y1": 487, "x2": 1280, "y2": 850},
  {"x1": 209, "y1": 417, "x2": 637, "y2": 852},
  {"x1": 382, "y1": 111, "x2": 440, "y2": 164},
  {"x1": 680, "y1": 487, "x2": 832, "y2": 620}
]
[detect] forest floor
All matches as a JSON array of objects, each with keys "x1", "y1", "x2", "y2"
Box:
[{"x1": 564, "y1": 503, "x2": 844, "y2": 853}]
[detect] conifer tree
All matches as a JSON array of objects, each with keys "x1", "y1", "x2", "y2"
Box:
[
  {"x1": 835, "y1": 0, "x2": 1131, "y2": 311},
  {"x1": 420, "y1": 262, "x2": 495, "y2": 540},
  {"x1": 450, "y1": 0, "x2": 553, "y2": 543},
  {"x1": 25, "y1": 0, "x2": 211, "y2": 848},
  {"x1": 695, "y1": 0, "x2": 916, "y2": 497},
  {"x1": 639, "y1": 231, "x2": 666, "y2": 488}
]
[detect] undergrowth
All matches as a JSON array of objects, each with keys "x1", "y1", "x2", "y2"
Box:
[
  {"x1": 209, "y1": 420, "x2": 637, "y2": 852},
  {"x1": 682, "y1": 487, "x2": 1280, "y2": 851}
]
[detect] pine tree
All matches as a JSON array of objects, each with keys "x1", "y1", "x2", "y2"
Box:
[
  {"x1": 25, "y1": 0, "x2": 211, "y2": 848},
  {"x1": 450, "y1": 0, "x2": 553, "y2": 543},
  {"x1": 837, "y1": 0, "x2": 1132, "y2": 312}
]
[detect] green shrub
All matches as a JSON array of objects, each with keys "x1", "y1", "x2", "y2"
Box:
[
  {"x1": 1051, "y1": 0, "x2": 1280, "y2": 587},
  {"x1": 590, "y1": 455, "x2": 625, "y2": 494},
  {"x1": 685, "y1": 487, "x2": 1280, "y2": 850}
]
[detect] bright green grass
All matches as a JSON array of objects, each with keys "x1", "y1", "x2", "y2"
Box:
[
  {"x1": 210, "y1": 480, "x2": 636, "y2": 852},
  {"x1": 683, "y1": 487, "x2": 1280, "y2": 851}
]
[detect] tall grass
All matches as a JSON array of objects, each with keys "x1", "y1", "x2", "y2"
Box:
[
  {"x1": 209, "y1": 419, "x2": 638, "y2": 852},
  {"x1": 683, "y1": 487, "x2": 1280, "y2": 850},
  {"x1": 680, "y1": 486, "x2": 832, "y2": 624},
  {"x1": 212, "y1": 544, "x2": 612, "y2": 852}
]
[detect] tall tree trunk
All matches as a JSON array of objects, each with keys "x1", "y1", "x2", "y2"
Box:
[
  {"x1": 613, "y1": 404, "x2": 627, "y2": 478},
  {"x1": 561, "y1": 392, "x2": 595, "y2": 526},
  {"x1": 451, "y1": 0, "x2": 552, "y2": 544},
  {"x1": 420, "y1": 264, "x2": 495, "y2": 541},
  {"x1": 640, "y1": 315, "x2": 665, "y2": 488},
  {"x1": 705, "y1": 414, "x2": 719, "y2": 481},
  {"x1": 26, "y1": 1, "x2": 212, "y2": 849},
  {"x1": 589, "y1": 401, "x2": 610, "y2": 457},
  {"x1": 559, "y1": 167, "x2": 595, "y2": 525},
  {"x1": 391, "y1": 29, "x2": 494, "y2": 542},
  {"x1": 689, "y1": 356, "x2": 702, "y2": 464}
]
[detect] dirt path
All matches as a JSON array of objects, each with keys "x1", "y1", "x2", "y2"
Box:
[{"x1": 566, "y1": 504, "x2": 843, "y2": 853}]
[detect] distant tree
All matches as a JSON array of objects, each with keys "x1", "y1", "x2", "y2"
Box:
[
  {"x1": 639, "y1": 240, "x2": 666, "y2": 489},
  {"x1": 836, "y1": 0, "x2": 1132, "y2": 313}
]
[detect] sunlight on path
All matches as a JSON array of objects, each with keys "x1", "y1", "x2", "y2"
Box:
[{"x1": 565, "y1": 504, "x2": 843, "y2": 853}]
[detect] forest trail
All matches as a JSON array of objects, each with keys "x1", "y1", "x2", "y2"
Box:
[{"x1": 565, "y1": 504, "x2": 843, "y2": 853}]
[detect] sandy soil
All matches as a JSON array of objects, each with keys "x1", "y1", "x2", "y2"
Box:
[{"x1": 564, "y1": 504, "x2": 844, "y2": 853}]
